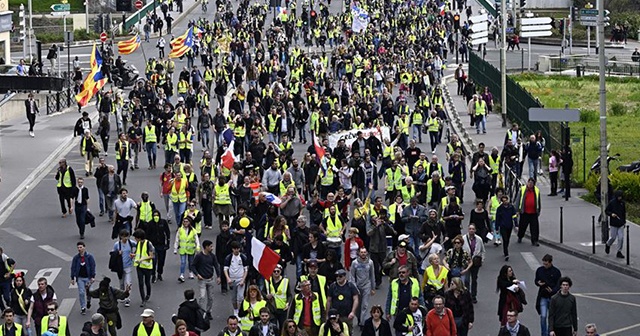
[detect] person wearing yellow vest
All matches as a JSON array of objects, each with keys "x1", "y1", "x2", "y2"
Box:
[
  {"x1": 143, "y1": 119, "x2": 158, "y2": 170},
  {"x1": 115, "y1": 133, "x2": 130, "y2": 185},
  {"x1": 80, "y1": 129, "x2": 98, "y2": 176},
  {"x1": 488, "y1": 188, "x2": 505, "y2": 246},
  {"x1": 132, "y1": 309, "x2": 166, "y2": 336},
  {"x1": 1, "y1": 308, "x2": 24, "y2": 336},
  {"x1": 410, "y1": 109, "x2": 424, "y2": 143},
  {"x1": 55, "y1": 158, "x2": 76, "y2": 217},
  {"x1": 170, "y1": 173, "x2": 188, "y2": 221},
  {"x1": 136, "y1": 192, "x2": 156, "y2": 229},
  {"x1": 288, "y1": 279, "x2": 323, "y2": 336},
  {"x1": 182, "y1": 200, "x2": 202, "y2": 236},
  {"x1": 488, "y1": 147, "x2": 501, "y2": 194},
  {"x1": 385, "y1": 265, "x2": 423, "y2": 319},
  {"x1": 514, "y1": 178, "x2": 541, "y2": 246},
  {"x1": 396, "y1": 110, "x2": 410, "y2": 150},
  {"x1": 40, "y1": 302, "x2": 70, "y2": 336},
  {"x1": 393, "y1": 296, "x2": 429, "y2": 335},
  {"x1": 426, "y1": 110, "x2": 440, "y2": 154},
  {"x1": 265, "y1": 265, "x2": 292, "y2": 327},
  {"x1": 474, "y1": 96, "x2": 487, "y2": 134},
  {"x1": 384, "y1": 161, "x2": 403, "y2": 202},
  {"x1": 318, "y1": 309, "x2": 350, "y2": 336},
  {"x1": 178, "y1": 126, "x2": 193, "y2": 165},
  {"x1": 174, "y1": 217, "x2": 200, "y2": 283},
  {"x1": 322, "y1": 206, "x2": 345, "y2": 257},
  {"x1": 238, "y1": 285, "x2": 267, "y2": 332},
  {"x1": 163, "y1": 127, "x2": 178, "y2": 165},
  {"x1": 132, "y1": 229, "x2": 155, "y2": 307},
  {"x1": 420, "y1": 253, "x2": 449, "y2": 307},
  {"x1": 213, "y1": 176, "x2": 233, "y2": 228}
]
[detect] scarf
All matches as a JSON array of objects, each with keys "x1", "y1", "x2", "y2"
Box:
[{"x1": 506, "y1": 321, "x2": 520, "y2": 336}]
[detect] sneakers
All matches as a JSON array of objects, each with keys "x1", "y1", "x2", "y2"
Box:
[
  {"x1": 140, "y1": 301, "x2": 146, "y2": 307},
  {"x1": 178, "y1": 275, "x2": 185, "y2": 283},
  {"x1": 605, "y1": 244, "x2": 611, "y2": 254},
  {"x1": 152, "y1": 275, "x2": 157, "y2": 283},
  {"x1": 124, "y1": 299, "x2": 130, "y2": 307},
  {"x1": 29, "y1": 131, "x2": 35, "y2": 137},
  {"x1": 81, "y1": 308, "x2": 86, "y2": 315},
  {"x1": 158, "y1": 274, "x2": 163, "y2": 281},
  {"x1": 504, "y1": 255, "x2": 509, "y2": 261},
  {"x1": 617, "y1": 251, "x2": 625, "y2": 259},
  {"x1": 189, "y1": 272, "x2": 195, "y2": 279},
  {"x1": 87, "y1": 301, "x2": 91, "y2": 309}
]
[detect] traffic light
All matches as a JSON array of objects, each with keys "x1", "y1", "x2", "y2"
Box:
[
  {"x1": 570, "y1": 6, "x2": 577, "y2": 21},
  {"x1": 18, "y1": 4, "x2": 26, "y2": 41},
  {"x1": 116, "y1": 0, "x2": 132, "y2": 12},
  {"x1": 453, "y1": 14, "x2": 461, "y2": 30},
  {"x1": 559, "y1": 18, "x2": 565, "y2": 34},
  {"x1": 520, "y1": 0, "x2": 526, "y2": 8}
]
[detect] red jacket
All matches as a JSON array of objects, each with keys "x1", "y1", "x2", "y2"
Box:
[
  {"x1": 426, "y1": 307, "x2": 457, "y2": 336},
  {"x1": 343, "y1": 237, "x2": 364, "y2": 270}
]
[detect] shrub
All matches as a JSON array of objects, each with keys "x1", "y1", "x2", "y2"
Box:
[
  {"x1": 580, "y1": 109, "x2": 598, "y2": 123},
  {"x1": 610, "y1": 103, "x2": 627, "y2": 116},
  {"x1": 586, "y1": 171, "x2": 640, "y2": 203}
]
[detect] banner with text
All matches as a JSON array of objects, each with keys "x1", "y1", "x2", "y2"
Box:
[{"x1": 328, "y1": 126, "x2": 390, "y2": 149}]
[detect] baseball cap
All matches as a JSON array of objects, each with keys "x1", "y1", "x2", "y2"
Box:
[
  {"x1": 140, "y1": 309, "x2": 155, "y2": 318},
  {"x1": 335, "y1": 269, "x2": 347, "y2": 276},
  {"x1": 398, "y1": 234, "x2": 410, "y2": 241},
  {"x1": 328, "y1": 309, "x2": 339, "y2": 319},
  {"x1": 307, "y1": 260, "x2": 318, "y2": 268}
]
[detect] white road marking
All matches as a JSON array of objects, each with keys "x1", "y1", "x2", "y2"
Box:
[
  {"x1": 520, "y1": 252, "x2": 541, "y2": 271},
  {"x1": 601, "y1": 322, "x2": 640, "y2": 336},
  {"x1": 27, "y1": 268, "x2": 62, "y2": 291},
  {"x1": 1, "y1": 228, "x2": 36, "y2": 241},
  {"x1": 38, "y1": 245, "x2": 73, "y2": 262},
  {"x1": 580, "y1": 242, "x2": 603, "y2": 246},
  {"x1": 57, "y1": 298, "x2": 76, "y2": 317},
  {"x1": 574, "y1": 293, "x2": 640, "y2": 308}
]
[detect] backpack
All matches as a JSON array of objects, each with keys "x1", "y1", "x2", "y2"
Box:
[{"x1": 194, "y1": 305, "x2": 210, "y2": 331}]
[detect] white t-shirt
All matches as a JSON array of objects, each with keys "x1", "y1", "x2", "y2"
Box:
[{"x1": 412, "y1": 309, "x2": 424, "y2": 336}]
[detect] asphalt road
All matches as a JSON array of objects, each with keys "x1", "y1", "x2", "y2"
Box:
[{"x1": 2, "y1": 2, "x2": 640, "y2": 336}]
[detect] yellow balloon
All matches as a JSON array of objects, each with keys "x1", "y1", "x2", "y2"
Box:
[{"x1": 239, "y1": 217, "x2": 250, "y2": 228}]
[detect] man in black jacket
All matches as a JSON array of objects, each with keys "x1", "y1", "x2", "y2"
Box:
[
  {"x1": 248, "y1": 307, "x2": 278, "y2": 336},
  {"x1": 498, "y1": 310, "x2": 531, "y2": 336},
  {"x1": 174, "y1": 289, "x2": 203, "y2": 335},
  {"x1": 605, "y1": 190, "x2": 627, "y2": 258},
  {"x1": 72, "y1": 177, "x2": 90, "y2": 239},
  {"x1": 142, "y1": 210, "x2": 171, "y2": 282}
]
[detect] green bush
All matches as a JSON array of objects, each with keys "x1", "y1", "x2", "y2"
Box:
[
  {"x1": 610, "y1": 102, "x2": 627, "y2": 116},
  {"x1": 580, "y1": 109, "x2": 598, "y2": 123},
  {"x1": 586, "y1": 171, "x2": 640, "y2": 203}
]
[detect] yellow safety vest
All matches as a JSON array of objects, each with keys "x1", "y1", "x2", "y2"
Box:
[
  {"x1": 279, "y1": 180, "x2": 296, "y2": 197},
  {"x1": 234, "y1": 125, "x2": 246, "y2": 137},
  {"x1": 475, "y1": 100, "x2": 487, "y2": 116},
  {"x1": 389, "y1": 277, "x2": 420, "y2": 316},
  {"x1": 385, "y1": 168, "x2": 403, "y2": 191},
  {"x1": 383, "y1": 146, "x2": 394, "y2": 158},
  {"x1": 401, "y1": 185, "x2": 417, "y2": 202},
  {"x1": 139, "y1": 201, "x2": 153, "y2": 222},
  {"x1": 388, "y1": 203, "x2": 405, "y2": 223},
  {"x1": 300, "y1": 275, "x2": 327, "y2": 308},
  {"x1": 320, "y1": 169, "x2": 334, "y2": 186},
  {"x1": 239, "y1": 300, "x2": 267, "y2": 332},
  {"x1": 1, "y1": 323, "x2": 23, "y2": 336},
  {"x1": 116, "y1": 140, "x2": 130, "y2": 160},
  {"x1": 517, "y1": 186, "x2": 541, "y2": 214},
  {"x1": 178, "y1": 227, "x2": 197, "y2": 255},
  {"x1": 145, "y1": 125, "x2": 157, "y2": 143},
  {"x1": 488, "y1": 155, "x2": 500, "y2": 175},
  {"x1": 425, "y1": 266, "x2": 448, "y2": 290},
  {"x1": 183, "y1": 209, "x2": 202, "y2": 234},
  {"x1": 134, "y1": 240, "x2": 153, "y2": 269},
  {"x1": 325, "y1": 215, "x2": 342, "y2": 238},
  {"x1": 56, "y1": 168, "x2": 73, "y2": 188},
  {"x1": 178, "y1": 81, "x2": 189, "y2": 94},
  {"x1": 268, "y1": 114, "x2": 278, "y2": 133},
  {"x1": 412, "y1": 112, "x2": 423, "y2": 125},
  {"x1": 267, "y1": 277, "x2": 290, "y2": 310},
  {"x1": 292, "y1": 293, "x2": 322, "y2": 326},
  {"x1": 41, "y1": 316, "x2": 67, "y2": 336},
  {"x1": 426, "y1": 179, "x2": 446, "y2": 204},
  {"x1": 398, "y1": 117, "x2": 410, "y2": 135},
  {"x1": 490, "y1": 195, "x2": 500, "y2": 221},
  {"x1": 165, "y1": 133, "x2": 178, "y2": 151},
  {"x1": 214, "y1": 184, "x2": 231, "y2": 205},
  {"x1": 136, "y1": 322, "x2": 161, "y2": 336},
  {"x1": 171, "y1": 180, "x2": 188, "y2": 203},
  {"x1": 427, "y1": 117, "x2": 439, "y2": 132},
  {"x1": 179, "y1": 132, "x2": 192, "y2": 150}
]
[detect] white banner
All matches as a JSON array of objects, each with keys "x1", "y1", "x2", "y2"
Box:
[{"x1": 328, "y1": 126, "x2": 390, "y2": 150}]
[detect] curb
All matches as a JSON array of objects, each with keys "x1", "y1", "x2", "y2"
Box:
[{"x1": 0, "y1": 110, "x2": 98, "y2": 227}]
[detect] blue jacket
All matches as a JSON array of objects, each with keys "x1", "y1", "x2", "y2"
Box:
[{"x1": 70, "y1": 252, "x2": 96, "y2": 279}]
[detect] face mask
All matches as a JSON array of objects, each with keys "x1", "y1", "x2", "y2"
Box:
[{"x1": 153, "y1": 216, "x2": 160, "y2": 222}]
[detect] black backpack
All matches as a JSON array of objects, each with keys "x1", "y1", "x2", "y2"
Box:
[{"x1": 194, "y1": 305, "x2": 210, "y2": 332}]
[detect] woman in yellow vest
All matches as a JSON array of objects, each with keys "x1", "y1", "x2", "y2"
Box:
[
  {"x1": 267, "y1": 216, "x2": 290, "y2": 243},
  {"x1": 182, "y1": 200, "x2": 202, "y2": 237},
  {"x1": 421, "y1": 253, "x2": 449, "y2": 308},
  {"x1": 213, "y1": 176, "x2": 233, "y2": 229},
  {"x1": 238, "y1": 285, "x2": 267, "y2": 332},
  {"x1": 170, "y1": 173, "x2": 188, "y2": 222},
  {"x1": 173, "y1": 217, "x2": 200, "y2": 282}
]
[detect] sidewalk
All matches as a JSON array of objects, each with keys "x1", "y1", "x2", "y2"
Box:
[{"x1": 442, "y1": 75, "x2": 640, "y2": 278}]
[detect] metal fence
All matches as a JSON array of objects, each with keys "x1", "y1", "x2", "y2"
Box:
[
  {"x1": 468, "y1": 51, "x2": 563, "y2": 150},
  {"x1": 46, "y1": 88, "x2": 74, "y2": 115}
]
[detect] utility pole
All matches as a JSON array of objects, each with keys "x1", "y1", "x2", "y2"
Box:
[
  {"x1": 85, "y1": 0, "x2": 89, "y2": 34},
  {"x1": 501, "y1": 0, "x2": 507, "y2": 127},
  {"x1": 597, "y1": 0, "x2": 608, "y2": 238},
  {"x1": 28, "y1": 0, "x2": 33, "y2": 61}
]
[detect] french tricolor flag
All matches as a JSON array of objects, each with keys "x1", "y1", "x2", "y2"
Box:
[
  {"x1": 220, "y1": 128, "x2": 236, "y2": 171},
  {"x1": 312, "y1": 132, "x2": 327, "y2": 172},
  {"x1": 438, "y1": 2, "x2": 446, "y2": 15},
  {"x1": 251, "y1": 237, "x2": 281, "y2": 280},
  {"x1": 262, "y1": 192, "x2": 283, "y2": 206}
]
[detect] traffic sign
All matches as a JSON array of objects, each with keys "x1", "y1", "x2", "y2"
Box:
[
  {"x1": 580, "y1": 9, "x2": 609, "y2": 16},
  {"x1": 469, "y1": 21, "x2": 488, "y2": 32},
  {"x1": 471, "y1": 37, "x2": 489, "y2": 45},
  {"x1": 100, "y1": 32, "x2": 107, "y2": 42},
  {"x1": 580, "y1": 15, "x2": 597, "y2": 21},
  {"x1": 50, "y1": 3, "x2": 71, "y2": 11},
  {"x1": 529, "y1": 108, "x2": 580, "y2": 122},
  {"x1": 520, "y1": 30, "x2": 553, "y2": 38},
  {"x1": 135, "y1": 0, "x2": 143, "y2": 9},
  {"x1": 521, "y1": 17, "x2": 552, "y2": 25},
  {"x1": 580, "y1": 21, "x2": 609, "y2": 27},
  {"x1": 469, "y1": 13, "x2": 488, "y2": 24},
  {"x1": 50, "y1": 11, "x2": 70, "y2": 16},
  {"x1": 521, "y1": 24, "x2": 553, "y2": 31}
]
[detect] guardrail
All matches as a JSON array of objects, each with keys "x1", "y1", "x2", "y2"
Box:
[
  {"x1": 0, "y1": 76, "x2": 67, "y2": 92},
  {"x1": 46, "y1": 88, "x2": 74, "y2": 115},
  {"x1": 123, "y1": 0, "x2": 160, "y2": 32}
]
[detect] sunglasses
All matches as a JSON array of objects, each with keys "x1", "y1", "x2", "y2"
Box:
[
  {"x1": 454, "y1": 241, "x2": 462, "y2": 244},
  {"x1": 47, "y1": 308, "x2": 56, "y2": 311},
  {"x1": 398, "y1": 271, "x2": 407, "y2": 274}
]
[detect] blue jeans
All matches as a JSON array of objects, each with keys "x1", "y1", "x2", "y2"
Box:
[
  {"x1": 405, "y1": 224, "x2": 421, "y2": 256},
  {"x1": 412, "y1": 125, "x2": 422, "y2": 142},
  {"x1": 295, "y1": 255, "x2": 304, "y2": 280},
  {"x1": 98, "y1": 189, "x2": 105, "y2": 214},
  {"x1": 179, "y1": 254, "x2": 194, "y2": 275},
  {"x1": 146, "y1": 142, "x2": 157, "y2": 167},
  {"x1": 475, "y1": 115, "x2": 486, "y2": 133},
  {"x1": 528, "y1": 158, "x2": 538, "y2": 181},
  {"x1": 539, "y1": 297, "x2": 550, "y2": 336},
  {"x1": 76, "y1": 277, "x2": 91, "y2": 309},
  {"x1": 201, "y1": 128, "x2": 210, "y2": 149},
  {"x1": 173, "y1": 202, "x2": 186, "y2": 224}
]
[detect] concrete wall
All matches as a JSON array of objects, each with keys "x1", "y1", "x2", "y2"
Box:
[
  {"x1": 530, "y1": 0, "x2": 571, "y2": 8},
  {"x1": 0, "y1": 31, "x2": 9, "y2": 64},
  {"x1": 0, "y1": 93, "x2": 47, "y2": 123}
]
